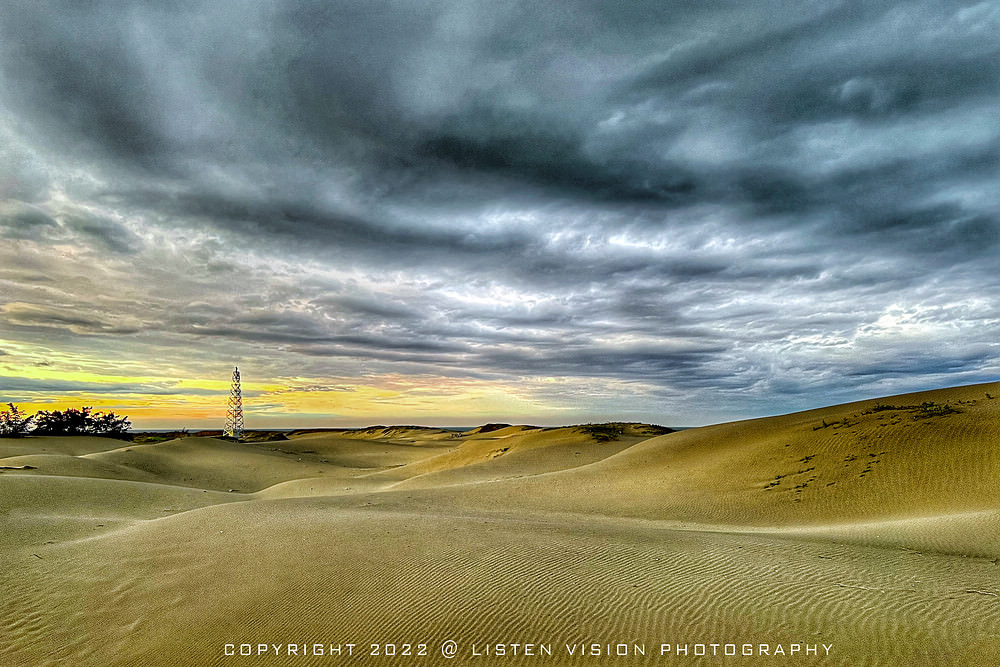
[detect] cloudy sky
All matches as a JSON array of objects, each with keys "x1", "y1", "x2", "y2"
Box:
[{"x1": 1, "y1": 1, "x2": 998, "y2": 429}]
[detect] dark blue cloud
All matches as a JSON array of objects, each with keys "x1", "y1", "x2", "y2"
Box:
[{"x1": 0, "y1": 376, "x2": 220, "y2": 397}]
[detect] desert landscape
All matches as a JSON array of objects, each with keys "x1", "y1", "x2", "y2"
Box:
[
  {"x1": 3, "y1": 381, "x2": 1000, "y2": 666},
  {"x1": 4, "y1": 1, "x2": 997, "y2": 665}
]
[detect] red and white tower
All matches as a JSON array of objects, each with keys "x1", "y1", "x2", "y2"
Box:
[{"x1": 224, "y1": 366, "x2": 244, "y2": 440}]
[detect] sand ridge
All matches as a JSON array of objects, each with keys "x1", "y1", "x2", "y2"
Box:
[{"x1": 2, "y1": 381, "x2": 1000, "y2": 665}]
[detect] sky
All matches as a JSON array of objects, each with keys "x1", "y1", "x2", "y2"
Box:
[{"x1": 0, "y1": 1, "x2": 998, "y2": 429}]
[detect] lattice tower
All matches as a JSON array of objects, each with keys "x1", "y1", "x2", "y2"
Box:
[{"x1": 225, "y1": 366, "x2": 244, "y2": 440}]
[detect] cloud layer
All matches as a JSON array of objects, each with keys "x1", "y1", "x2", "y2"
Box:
[{"x1": 1, "y1": 1, "x2": 998, "y2": 426}]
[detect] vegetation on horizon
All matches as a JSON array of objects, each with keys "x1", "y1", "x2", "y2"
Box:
[
  {"x1": 579, "y1": 423, "x2": 626, "y2": 442},
  {"x1": 862, "y1": 401, "x2": 961, "y2": 419},
  {"x1": 577, "y1": 422, "x2": 673, "y2": 442},
  {"x1": 0, "y1": 404, "x2": 131, "y2": 439}
]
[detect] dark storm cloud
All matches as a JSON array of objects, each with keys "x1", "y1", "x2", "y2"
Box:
[
  {"x1": 0, "y1": 4, "x2": 162, "y2": 163},
  {"x1": 0, "y1": 202, "x2": 58, "y2": 240},
  {"x1": 150, "y1": 188, "x2": 537, "y2": 259},
  {"x1": 845, "y1": 349, "x2": 994, "y2": 379},
  {"x1": 1, "y1": 0, "x2": 998, "y2": 422},
  {"x1": 313, "y1": 296, "x2": 423, "y2": 322},
  {"x1": 0, "y1": 376, "x2": 219, "y2": 396},
  {"x1": 0, "y1": 302, "x2": 142, "y2": 335},
  {"x1": 62, "y1": 213, "x2": 143, "y2": 255},
  {"x1": 477, "y1": 342, "x2": 733, "y2": 387}
]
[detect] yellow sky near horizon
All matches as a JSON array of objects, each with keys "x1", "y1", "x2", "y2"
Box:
[
  {"x1": 2, "y1": 365, "x2": 568, "y2": 429},
  {"x1": 0, "y1": 337, "x2": 651, "y2": 428}
]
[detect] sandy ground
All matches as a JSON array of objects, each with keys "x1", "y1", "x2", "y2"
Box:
[{"x1": 2, "y1": 383, "x2": 1000, "y2": 665}]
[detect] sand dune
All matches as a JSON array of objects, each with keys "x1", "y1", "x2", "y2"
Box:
[
  {"x1": 2, "y1": 382, "x2": 1000, "y2": 665},
  {"x1": 418, "y1": 384, "x2": 1000, "y2": 531}
]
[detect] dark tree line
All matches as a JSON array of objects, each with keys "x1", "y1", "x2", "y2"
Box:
[{"x1": 0, "y1": 403, "x2": 131, "y2": 438}]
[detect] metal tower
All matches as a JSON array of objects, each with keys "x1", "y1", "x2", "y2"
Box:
[{"x1": 224, "y1": 366, "x2": 244, "y2": 440}]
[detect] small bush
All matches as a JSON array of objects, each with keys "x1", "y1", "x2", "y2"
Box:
[
  {"x1": 912, "y1": 402, "x2": 959, "y2": 419},
  {"x1": 579, "y1": 423, "x2": 627, "y2": 442},
  {"x1": 0, "y1": 403, "x2": 34, "y2": 438}
]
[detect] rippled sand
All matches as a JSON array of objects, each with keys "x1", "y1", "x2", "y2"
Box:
[{"x1": 3, "y1": 383, "x2": 1000, "y2": 665}]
